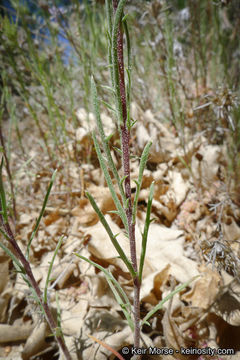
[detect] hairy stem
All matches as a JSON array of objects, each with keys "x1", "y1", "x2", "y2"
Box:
[{"x1": 112, "y1": 0, "x2": 141, "y2": 352}]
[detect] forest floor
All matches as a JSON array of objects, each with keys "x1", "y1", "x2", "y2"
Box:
[
  {"x1": 1, "y1": 1, "x2": 240, "y2": 360},
  {"x1": 1, "y1": 97, "x2": 240, "y2": 360}
]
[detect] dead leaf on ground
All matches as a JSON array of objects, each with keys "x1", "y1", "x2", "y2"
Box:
[{"x1": 182, "y1": 265, "x2": 221, "y2": 309}]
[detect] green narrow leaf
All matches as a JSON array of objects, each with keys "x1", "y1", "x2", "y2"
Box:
[
  {"x1": 100, "y1": 100, "x2": 117, "y2": 113},
  {"x1": 130, "y1": 119, "x2": 137, "y2": 129},
  {"x1": 86, "y1": 191, "x2": 135, "y2": 278},
  {"x1": 100, "y1": 85, "x2": 115, "y2": 94},
  {"x1": 74, "y1": 253, "x2": 134, "y2": 331},
  {"x1": 0, "y1": 158, "x2": 8, "y2": 223},
  {"x1": 113, "y1": 146, "x2": 122, "y2": 156},
  {"x1": 106, "y1": 278, "x2": 133, "y2": 332},
  {"x1": 26, "y1": 169, "x2": 57, "y2": 259},
  {"x1": 55, "y1": 292, "x2": 64, "y2": 338},
  {"x1": 105, "y1": 0, "x2": 113, "y2": 33},
  {"x1": 92, "y1": 132, "x2": 128, "y2": 231},
  {"x1": 91, "y1": 78, "x2": 126, "y2": 205},
  {"x1": 141, "y1": 275, "x2": 200, "y2": 326},
  {"x1": 123, "y1": 20, "x2": 132, "y2": 129},
  {"x1": 178, "y1": 155, "x2": 193, "y2": 177},
  {"x1": 107, "y1": 210, "x2": 120, "y2": 215},
  {"x1": 132, "y1": 141, "x2": 152, "y2": 225},
  {"x1": 0, "y1": 237, "x2": 24, "y2": 273},
  {"x1": 44, "y1": 235, "x2": 65, "y2": 304},
  {"x1": 139, "y1": 182, "x2": 154, "y2": 283},
  {"x1": 105, "y1": 0, "x2": 113, "y2": 70},
  {"x1": 130, "y1": 154, "x2": 138, "y2": 160},
  {"x1": 122, "y1": 13, "x2": 129, "y2": 22},
  {"x1": 133, "y1": 179, "x2": 139, "y2": 187},
  {"x1": 120, "y1": 175, "x2": 128, "y2": 186},
  {"x1": 91, "y1": 77, "x2": 108, "y2": 144},
  {"x1": 105, "y1": 63, "x2": 114, "y2": 69},
  {"x1": 105, "y1": 1, "x2": 114, "y2": 91},
  {"x1": 105, "y1": 133, "x2": 114, "y2": 143}
]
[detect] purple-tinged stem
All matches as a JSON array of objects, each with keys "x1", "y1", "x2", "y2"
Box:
[
  {"x1": 112, "y1": 0, "x2": 141, "y2": 352},
  {"x1": 0, "y1": 211, "x2": 72, "y2": 360}
]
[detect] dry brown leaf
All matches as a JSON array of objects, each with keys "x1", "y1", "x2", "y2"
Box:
[
  {"x1": 222, "y1": 216, "x2": 240, "y2": 242},
  {"x1": 0, "y1": 322, "x2": 34, "y2": 343},
  {"x1": 191, "y1": 144, "x2": 223, "y2": 187},
  {"x1": 141, "y1": 265, "x2": 171, "y2": 305},
  {"x1": 162, "y1": 306, "x2": 195, "y2": 360},
  {"x1": 81, "y1": 317, "x2": 132, "y2": 360},
  {"x1": 207, "y1": 313, "x2": 240, "y2": 353},
  {"x1": 160, "y1": 171, "x2": 189, "y2": 207},
  {"x1": 141, "y1": 170, "x2": 190, "y2": 224},
  {"x1": 72, "y1": 197, "x2": 98, "y2": 226},
  {"x1": 61, "y1": 299, "x2": 89, "y2": 336},
  {"x1": 213, "y1": 279, "x2": 240, "y2": 326},
  {"x1": 52, "y1": 262, "x2": 78, "y2": 289},
  {"x1": 72, "y1": 185, "x2": 121, "y2": 227},
  {"x1": 44, "y1": 217, "x2": 67, "y2": 238},
  {"x1": 172, "y1": 305, "x2": 203, "y2": 333},
  {"x1": 0, "y1": 289, "x2": 11, "y2": 323},
  {"x1": 44, "y1": 210, "x2": 61, "y2": 226},
  {"x1": 0, "y1": 251, "x2": 9, "y2": 294},
  {"x1": 182, "y1": 266, "x2": 221, "y2": 309},
  {"x1": 135, "y1": 110, "x2": 178, "y2": 163},
  {"x1": 141, "y1": 224, "x2": 199, "y2": 285},
  {"x1": 83, "y1": 214, "x2": 131, "y2": 276},
  {"x1": 22, "y1": 322, "x2": 49, "y2": 360},
  {"x1": 152, "y1": 264, "x2": 171, "y2": 300},
  {"x1": 18, "y1": 213, "x2": 33, "y2": 227}
]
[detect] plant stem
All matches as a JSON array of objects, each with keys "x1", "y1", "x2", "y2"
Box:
[
  {"x1": 0, "y1": 126, "x2": 17, "y2": 224},
  {"x1": 0, "y1": 210, "x2": 72, "y2": 360},
  {"x1": 112, "y1": 0, "x2": 141, "y2": 352}
]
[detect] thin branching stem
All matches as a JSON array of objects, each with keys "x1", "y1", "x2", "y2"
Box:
[
  {"x1": 0, "y1": 210, "x2": 72, "y2": 360},
  {"x1": 0, "y1": 161, "x2": 71, "y2": 360},
  {"x1": 0, "y1": 210, "x2": 72, "y2": 359}
]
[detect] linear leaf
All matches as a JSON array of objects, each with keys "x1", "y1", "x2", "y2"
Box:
[
  {"x1": 0, "y1": 237, "x2": 24, "y2": 273},
  {"x1": 55, "y1": 292, "x2": 64, "y2": 338},
  {"x1": 26, "y1": 169, "x2": 57, "y2": 259},
  {"x1": 120, "y1": 175, "x2": 128, "y2": 186},
  {"x1": 92, "y1": 132, "x2": 128, "y2": 231},
  {"x1": 105, "y1": 0, "x2": 114, "y2": 86},
  {"x1": 100, "y1": 85, "x2": 115, "y2": 94},
  {"x1": 74, "y1": 253, "x2": 134, "y2": 331},
  {"x1": 105, "y1": 133, "x2": 114, "y2": 143},
  {"x1": 141, "y1": 275, "x2": 200, "y2": 326},
  {"x1": 101, "y1": 100, "x2": 117, "y2": 113},
  {"x1": 44, "y1": 235, "x2": 65, "y2": 304},
  {"x1": 113, "y1": 147, "x2": 122, "y2": 156},
  {"x1": 139, "y1": 182, "x2": 154, "y2": 283},
  {"x1": 123, "y1": 20, "x2": 132, "y2": 129},
  {"x1": 0, "y1": 158, "x2": 8, "y2": 223},
  {"x1": 86, "y1": 191, "x2": 135, "y2": 277},
  {"x1": 91, "y1": 78, "x2": 126, "y2": 204},
  {"x1": 132, "y1": 141, "x2": 152, "y2": 224}
]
